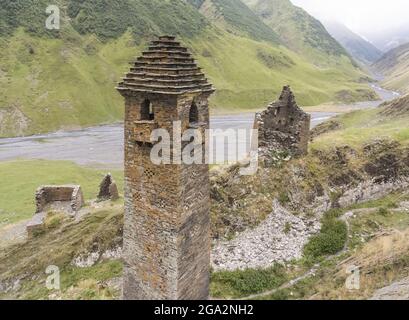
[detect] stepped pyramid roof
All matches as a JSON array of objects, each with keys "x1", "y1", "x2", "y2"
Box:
[{"x1": 117, "y1": 35, "x2": 214, "y2": 95}]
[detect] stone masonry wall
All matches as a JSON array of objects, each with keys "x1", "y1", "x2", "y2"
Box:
[
  {"x1": 255, "y1": 86, "x2": 311, "y2": 164},
  {"x1": 119, "y1": 36, "x2": 214, "y2": 300},
  {"x1": 122, "y1": 92, "x2": 211, "y2": 300},
  {"x1": 35, "y1": 185, "x2": 84, "y2": 213}
]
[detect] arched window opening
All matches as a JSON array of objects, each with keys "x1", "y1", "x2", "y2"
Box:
[
  {"x1": 189, "y1": 103, "x2": 199, "y2": 125},
  {"x1": 141, "y1": 99, "x2": 154, "y2": 120}
]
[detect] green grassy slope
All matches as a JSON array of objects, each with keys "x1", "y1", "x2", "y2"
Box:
[
  {"x1": 0, "y1": 29, "x2": 135, "y2": 136},
  {"x1": 0, "y1": 0, "x2": 375, "y2": 137},
  {"x1": 190, "y1": 0, "x2": 280, "y2": 43},
  {"x1": 0, "y1": 160, "x2": 124, "y2": 225},
  {"x1": 0, "y1": 0, "x2": 208, "y2": 39},
  {"x1": 0, "y1": 206, "x2": 124, "y2": 300},
  {"x1": 311, "y1": 94, "x2": 409, "y2": 149},
  {"x1": 373, "y1": 43, "x2": 409, "y2": 94},
  {"x1": 242, "y1": 0, "x2": 354, "y2": 66},
  {"x1": 188, "y1": 30, "x2": 375, "y2": 110}
]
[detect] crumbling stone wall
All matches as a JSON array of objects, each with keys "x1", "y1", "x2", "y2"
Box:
[
  {"x1": 254, "y1": 86, "x2": 311, "y2": 164},
  {"x1": 35, "y1": 185, "x2": 84, "y2": 214},
  {"x1": 27, "y1": 185, "x2": 84, "y2": 238},
  {"x1": 117, "y1": 36, "x2": 214, "y2": 300},
  {"x1": 98, "y1": 174, "x2": 119, "y2": 201}
]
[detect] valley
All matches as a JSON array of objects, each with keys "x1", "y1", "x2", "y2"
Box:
[
  {"x1": 0, "y1": 111, "x2": 337, "y2": 168},
  {"x1": 1, "y1": 0, "x2": 409, "y2": 302},
  {"x1": 0, "y1": 0, "x2": 377, "y2": 138},
  {"x1": 373, "y1": 42, "x2": 409, "y2": 95},
  {"x1": 0, "y1": 81, "x2": 396, "y2": 168},
  {"x1": 1, "y1": 91, "x2": 409, "y2": 299}
]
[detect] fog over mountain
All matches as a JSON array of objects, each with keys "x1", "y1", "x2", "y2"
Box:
[
  {"x1": 323, "y1": 21, "x2": 383, "y2": 65},
  {"x1": 290, "y1": 0, "x2": 409, "y2": 51}
]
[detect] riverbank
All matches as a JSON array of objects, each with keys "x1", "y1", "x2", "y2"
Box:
[{"x1": 0, "y1": 82, "x2": 400, "y2": 169}]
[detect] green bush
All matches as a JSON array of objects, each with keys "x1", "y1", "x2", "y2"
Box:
[
  {"x1": 284, "y1": 222, "x2": 292, "y2": 234},
  {"x1": 378, "y1": 207, "x2": 389, "y2": 216},
  {"x1": 44, "y1": 211, "x2": 65, "y2": 230},
  {"x1": 303, "y1": 218, "x2": 347, "y2": 260},
  {"x1": 278, "y1": 192, "x2": 291, "y2": 205},
  {"x1": 211, "y1": 264, "x2": 287, "y2": 298}
]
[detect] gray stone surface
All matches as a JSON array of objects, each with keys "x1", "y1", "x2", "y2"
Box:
[
  {"x1": 212, "y1": 200, "x2": 320, "y2": 271},
  {"x1": 370, "y1": 277, "x2": 409, "y2": 300}
]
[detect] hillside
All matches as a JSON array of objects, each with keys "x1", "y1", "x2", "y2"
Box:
[
  {"x1": 242, "y1": 0, "x2": 353, "y2": 67},
  {"x1": 0, "y1": 0, "x2": 375, "y2": 137},
  {"x1": 188, "y1": 0, "x2": 281, "y2": 43},
  {"x1": 1, "y1": 93, "x2": 409, "y2": 298},
  {"x1": 373, "y1": 43, "x2": 409, "y2": 95},
  {"x1": 323, "y1": 21, "x2": 383, "y2": 65},
  {"x1": 311, "y1": 93, "x2": 409, "y2": 149}
]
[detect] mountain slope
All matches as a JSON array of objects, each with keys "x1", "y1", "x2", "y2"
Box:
[
  {"x1": 323, "y1": 21, "x2": 383, "y2": 65},
  {"x1": 0, "y1": 0, "x2": 209, "y2": 39},
  {"x1": 188, "y1": 0, "x2": 280, "y2": 43},
  {"x1": 0, "y1": 0, "x2": 375, "y2": 137},
  {"x1": 373, "y1": 43, "x2": 409, "y2": 94},
  {"x1": 242, "y1": 0, "x2": 353, "y2": 67}
]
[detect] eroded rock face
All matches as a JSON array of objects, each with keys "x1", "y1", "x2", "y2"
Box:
[
  {"x1": 310, "y1": 120, "x2": 342, "y2": 139},
  {"x1": 363, "y1": 139, "x2": 402, "y2": 183},
  {"x1": 254, "y1": 86, "x2": 311, "y2": 166},
  {"x1": 98, "y1": 174, "x2": 119, "y2": 201},
  {"x1": 0, "y1": 105, "x2": 31, "y2": 137}
]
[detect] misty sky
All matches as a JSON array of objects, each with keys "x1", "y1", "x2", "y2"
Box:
[{"x1": 290, "y1": 0, "x2": 409, "y2": 41}]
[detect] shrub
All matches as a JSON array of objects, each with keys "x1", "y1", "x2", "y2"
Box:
[
  {"x1": 378, "y1": 207, "x2": 389, "y2": 216},
  {"x1": 284, "y1": 222, "x2": 292, "y2": 234},
  {"x1": 278, "y1": 192, "x2": 290, "y2": 205},
  {"x1": 303, "y1": 218, "x2": 347, "y2": 260},
  {"x1": 211, "y1": 264, "x2": 287, "y2": 298},
  {"x1": 44, "y1": 211, "x2": 65, "y2": 230}
]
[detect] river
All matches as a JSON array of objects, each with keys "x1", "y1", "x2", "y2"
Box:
[{"x1": 0, "y1": 84, "x2": 400, "y2": 169}]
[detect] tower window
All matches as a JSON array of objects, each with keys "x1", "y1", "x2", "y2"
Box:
[
  {"x1": 189, "y1": 102, "x2": 199, "y2": 125},
  {"x1": 141, "y1": 99, "x2": 154, "y2": 120}
]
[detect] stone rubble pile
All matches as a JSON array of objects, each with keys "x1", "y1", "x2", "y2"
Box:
[{"x1": 211, "y1": 200, "x2": 321, "y2": 271}]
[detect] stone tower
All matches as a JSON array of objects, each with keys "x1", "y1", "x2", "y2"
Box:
[{"x1": 117, "y1": 36, "x2": 215, "y2": 300}]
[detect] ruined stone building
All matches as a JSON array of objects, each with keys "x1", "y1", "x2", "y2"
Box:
[
  {"x1": 35, "y1": 185, "x2": 84, "y2": 214},
  {"x1": 98, "y1": 174, "x2": 119, "y2": 201},
  {"x1": 27, "y1": 185, "x2": 84, "y2": 238},
  {"x1": 254, "y1": 86, "x2": 311, "y2": 164},
  {"x1": 117, "y1": 36, "x2": 215, "y2": 300}
]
